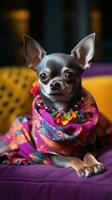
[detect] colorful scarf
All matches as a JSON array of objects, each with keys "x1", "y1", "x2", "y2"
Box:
[{"x1": 0, "y1": 85, "x2": 112, "y2": 165}]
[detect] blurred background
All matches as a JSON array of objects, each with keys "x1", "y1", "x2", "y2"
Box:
[{"x1": 0, "y1": 0, "x2": 112, "y2": 66}]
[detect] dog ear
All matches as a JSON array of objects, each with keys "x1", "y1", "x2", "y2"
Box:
[
  {"x1": 23, "y1": 35, "x2": 46, "y2": 69},
  {"x1": 71, "y1": 33, "x2": 95, "y2": 70}
]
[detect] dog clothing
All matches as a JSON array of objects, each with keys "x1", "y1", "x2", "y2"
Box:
[{"x1": 0, "y1": 86, "x2": 112, "y2": 165}]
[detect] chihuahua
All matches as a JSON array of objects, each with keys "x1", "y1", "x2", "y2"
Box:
[
  {"x1": 23, "y1": 33, "x2": 107, "y2": 177},
  {"x1": 0, "y1": 33, "x2": 110, "y2": 177}
]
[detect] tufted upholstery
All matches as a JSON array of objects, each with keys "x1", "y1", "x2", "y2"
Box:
[{"x1": 0, "y1": 66, "x2": 36, "y2": 133}]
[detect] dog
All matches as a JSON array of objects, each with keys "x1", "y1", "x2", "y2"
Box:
[{"x1": 0, "y1": 33, "x2": 112, "y2": 177}]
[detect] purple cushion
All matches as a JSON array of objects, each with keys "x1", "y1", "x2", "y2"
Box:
[
  {"x1": 83, "y1": 64, "x2": 112, "y2": 77},
  {"x1": 0, "y1": 147, "x2": 112, "y2": 200}
]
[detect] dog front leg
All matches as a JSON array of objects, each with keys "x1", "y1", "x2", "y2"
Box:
[{"x1": 52, "y1": 155, "x2": 92, "y2": 178}]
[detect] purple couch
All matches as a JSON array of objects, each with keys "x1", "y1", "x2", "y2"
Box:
[
  {"x1": 0, "y1": 64, "x2": 112, "y2": 200},
  {"x1": 0, "y1": 148, "x2": 112, "y2": 200}
]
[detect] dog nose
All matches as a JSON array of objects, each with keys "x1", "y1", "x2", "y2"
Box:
[{"x1": 50, "y1": 82, "x2": 61, "y2": 91}]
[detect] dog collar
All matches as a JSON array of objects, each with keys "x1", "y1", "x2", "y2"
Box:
[{"x1": 35, "y1": 95, "x2": 85, "y2": 126}]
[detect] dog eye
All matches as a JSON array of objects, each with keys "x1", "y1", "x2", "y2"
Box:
[
  {"x1": 40, "y1": 72, "x2": 49, "y2": 82},
  {"x1": 64, "y1": 71, "x2": 73, "y2": 80}
]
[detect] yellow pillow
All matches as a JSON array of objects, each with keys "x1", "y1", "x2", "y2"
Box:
[{"x1": 82, "y1": 76, "x2": 112, "y2": 121}]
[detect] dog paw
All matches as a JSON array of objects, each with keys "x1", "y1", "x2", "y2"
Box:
[
  {"x1": 91, "y1": 163, "x2": 106, "y2": 175},
  {"x1": 78, "y1": 163, "x2": 105, "y2": 178},
  {"x1": 78, "y1": 166, "x2": 93, "y2": 178},
  {"x1": 84, "y1": 153, "x2": 106, "y2": 176}
]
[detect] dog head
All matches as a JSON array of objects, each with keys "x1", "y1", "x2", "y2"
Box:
[{"x1": 23, "y1": 33, "x2": 95, "y2": 110}]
